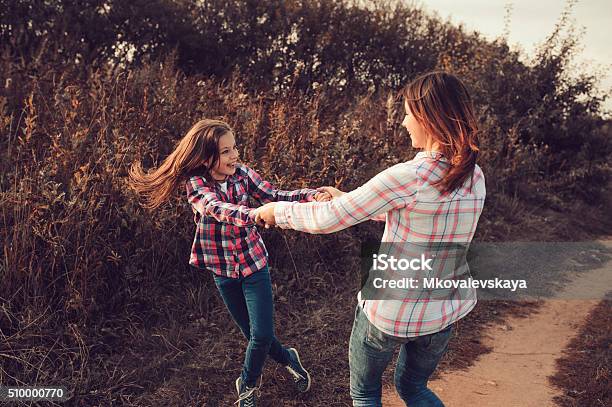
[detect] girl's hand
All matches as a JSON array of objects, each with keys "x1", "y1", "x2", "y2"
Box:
[
  {"x1": 313, "y1": 191, "x2": 332, "y2": 202},
  {"x1": 316, "y1": 186, "x2": 345, "y2": 199}
]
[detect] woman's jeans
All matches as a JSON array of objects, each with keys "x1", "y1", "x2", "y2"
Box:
[
  {"x1": 213, "y1": 267, "x2": 290, "y2": 388},
  {"x1": 349, "y1": 305, "x2": 453, "y2": 407}
]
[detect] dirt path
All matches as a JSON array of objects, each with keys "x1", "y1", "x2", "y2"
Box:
[{"x1": 383, "y1": 241, "x2": 612, "y2": 407}]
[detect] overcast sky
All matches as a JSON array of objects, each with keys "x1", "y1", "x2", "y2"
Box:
[{"x1": 412, "y1": 0, "x2": 612, "y2": 112}]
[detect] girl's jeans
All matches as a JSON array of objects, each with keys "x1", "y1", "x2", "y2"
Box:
[
  {"x1": 349, "y1": 305, "x2": 453, "y2": 407},
  {"x1": 213, "y1": 266, "x2": 290, "y2": 388}
]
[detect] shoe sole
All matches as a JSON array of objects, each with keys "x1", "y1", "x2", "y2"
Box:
[
  {"x1": 288, "y1": 348, "x2": 311, "y2": 393},
  {"x1": 235, "y1": 377, "x2": 258, "y2": 406}
]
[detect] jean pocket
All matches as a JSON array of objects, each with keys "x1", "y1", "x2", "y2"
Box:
[
  {"x1": 364, "y1": 316, "x2": 395, "y2": 352},
  {"x1": 421, "y1": 324, "x2": 454, "y2": 354},
  {"x1": 213, "y1": 274, "x2": 233, "y2": 289}
]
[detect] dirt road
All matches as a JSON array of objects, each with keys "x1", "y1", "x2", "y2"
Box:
[{"x1": 383, "y1": 241, "x2": 611, "y2": 407}]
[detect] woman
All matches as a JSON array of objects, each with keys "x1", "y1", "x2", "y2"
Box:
[{"x1": 255, "y1": 71, "x2": 486, "y2": 406}]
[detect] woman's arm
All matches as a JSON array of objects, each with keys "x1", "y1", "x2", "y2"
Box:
[
  {"x1": 370, "y1": 213, "x2": 387, "y2": 222},
  {"x1": 317, "y1": 186, "x2": 385, "y2": 221},
  {"x1": 269, "y1": 163, "x2": 418, "y2": 234},
  {"x1": 186, "y1": 177, "x2": 255, "y2": 227}
]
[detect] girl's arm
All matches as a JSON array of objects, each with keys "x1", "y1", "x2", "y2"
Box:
[
  {"x1": 246, "y1": 166, "x2": 317, "y2": 204},
  {"x1": 272, "y1": 163, "x2": 418, "y2": 234},
  {"x1": 186, "y1": 177, "x2": 255, "y2": 227}
]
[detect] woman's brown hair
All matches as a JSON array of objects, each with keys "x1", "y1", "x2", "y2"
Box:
[
  {"x1": 403, "y1": 71, "x2": 479, "y2": 194},
  {"x1": 129, "y1": 119, "x2": 232, "y2": 209}
]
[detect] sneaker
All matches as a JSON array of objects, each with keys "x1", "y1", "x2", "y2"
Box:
[
  {"x1": 285, "y1": 347, "x2": 311, "y2": 393},
  {"x1": 235, "y1": 376, "x2": 258, "y2": 407}
]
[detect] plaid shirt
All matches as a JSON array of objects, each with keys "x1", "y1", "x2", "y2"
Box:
[
  {"x1": 274, "y1": 151, "x2": 486, "y2": 337},
  {"x1": 186, "y1": 164, "x2": 317, "y2": 278}
]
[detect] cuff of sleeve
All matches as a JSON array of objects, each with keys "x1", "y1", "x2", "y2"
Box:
[
  {"x1": 304, "y1": 189, "x2": 318, "y2": 201},
  {"x1": 274, "y1": 201, "x2": 293, "y2": 228},
  {"x1": 246, "y1": 207, "x2": 256, "y2": 221}
]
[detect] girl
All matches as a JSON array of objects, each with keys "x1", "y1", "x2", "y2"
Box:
[
  {"x1": 129, "y1": 119, "x2": 326, "y2": 406},
  {"x1": 255, "y1": 71, "x2": 486, "y2": 407}
]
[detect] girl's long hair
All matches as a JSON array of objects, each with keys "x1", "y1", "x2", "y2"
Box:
[
  {"x1": 403, "y1": 71, "x2": 479, "y2": 194},
  {"x1": 129, "y1": 119, "x2": 232, "y2": 209}
]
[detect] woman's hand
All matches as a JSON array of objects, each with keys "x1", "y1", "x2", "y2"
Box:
[
  {"x1": 316, "y1": 186, "x2": 345, "y2": 199},
  {"x1": 254, "y1": 203, "x2": 277, "y2": 228}
]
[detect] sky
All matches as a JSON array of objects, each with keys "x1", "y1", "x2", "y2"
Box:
[{"x1": 412, "y1": 0, "x2": 612, "y2": 112}]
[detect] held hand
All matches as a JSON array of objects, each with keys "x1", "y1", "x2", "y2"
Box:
[
  {"x1": 254, "y1": 203, "x2": 277, "y2": 228},
  {"x1": 316, "y1": 186, "x2": 345, "y2": 199},
  {"x1": 313, "y1": 191, "x2": 332, "y2": 202},
  {"x1": 253, "y1": 207, "x2": 267, "y2": 228}
]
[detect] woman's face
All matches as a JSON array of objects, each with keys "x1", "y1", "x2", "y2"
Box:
[
  {"x1": 402, "y1": 101, "x2": 430, "y2": 149},
  {"x1": 209, "y1": 132, "x2": 239, "y2": 181}
]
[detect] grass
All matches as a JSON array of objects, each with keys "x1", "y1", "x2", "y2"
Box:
[{"x1": 551, "y1": 299, "x2": 611, "y2": 407}]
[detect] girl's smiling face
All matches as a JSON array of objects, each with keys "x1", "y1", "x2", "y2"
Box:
[
  {"x1": 402, "y1": 101, "x2": 430, "y2": 149},
  {"x1": 208, "y1": 132, "x2": 239, "y2": 181}
]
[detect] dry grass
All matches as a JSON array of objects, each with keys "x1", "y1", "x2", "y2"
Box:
[{"x1": 551, "y1": 299, "x2": 611, "y2": 407}]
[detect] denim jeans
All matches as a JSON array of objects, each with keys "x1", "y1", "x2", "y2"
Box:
[
  {"x1": 213, "y1": 267, "x2": 290, "y2": 388},
  {"x1": 349, "y1": 305, "x2": 453, "y2": 407}
]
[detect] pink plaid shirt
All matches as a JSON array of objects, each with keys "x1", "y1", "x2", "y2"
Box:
[
  {"x1": 274, "y1": 151, "x2": 486, "y2": 337},
  {"x1": 186, "y1": 164, "x2": 317, "y2": 278}
]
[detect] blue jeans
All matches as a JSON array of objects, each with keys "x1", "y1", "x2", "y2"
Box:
[
  {"x1": 213, "y1": 267, "x2": 290, "y2": 387},
  {"x1": 349, "y1": 305, "x2": 453, "y2": 407}
]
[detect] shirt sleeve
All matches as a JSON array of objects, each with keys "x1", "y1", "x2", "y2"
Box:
[
  {"x1": 370, "y1": 213, "x2": 387, "y2": 222},
  {"x1": 246, "y1": 165, "x2": 317, "y2": 205},
  {"x1": 273, "y1": 163, "x2": 419, "y2": 234},
  {"x1": 186, "y1": 176, "x2": 255, "y2": 227}
]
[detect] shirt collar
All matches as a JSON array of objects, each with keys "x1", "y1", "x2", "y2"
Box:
[
  {"x1": 203, "y1": 168, "x2": 246, "y2": 185},
  {"x1": 414, "y1": 151, "x2": 447, "y2": 161}
]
